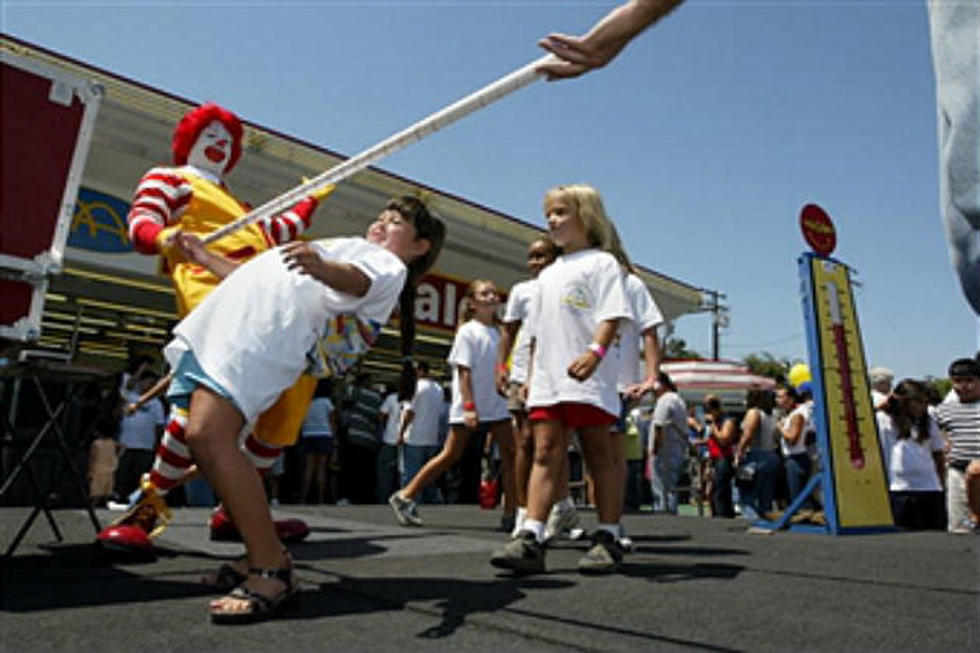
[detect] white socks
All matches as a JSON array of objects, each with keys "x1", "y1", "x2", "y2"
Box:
[
  {"x1": 511, "y1": 507, "x2": 528, "y2": 537},
  {"x1": 522, "y1": 518, "x2": 546, "y2": 542}
]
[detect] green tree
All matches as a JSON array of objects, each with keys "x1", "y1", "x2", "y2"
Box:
[
  {"x1": 925, "y1": 376, "x2": 952, "y2": 401},
  {"x1": 663, "y1": 337, "x2": 702, "y2": 360},
  {"x1": 743, "y1": 352, "x2": 793, "y2": 382}
]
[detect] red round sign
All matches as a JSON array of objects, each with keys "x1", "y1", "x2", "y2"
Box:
[{"x1": 800, "y1": 203, "x2": 836, "y2": 256}]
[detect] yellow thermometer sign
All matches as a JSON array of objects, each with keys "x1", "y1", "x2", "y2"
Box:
[{"x1": 808, "y1": 256, "x2": 892, "y2": 530}]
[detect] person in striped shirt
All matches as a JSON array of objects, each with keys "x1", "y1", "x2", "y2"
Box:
[
  {"x1": 935, "y1": 358, "x2": 980, "y2": 533},
  {"x1": 100, "y1": 103, "x2": 332, "y2": 552}
]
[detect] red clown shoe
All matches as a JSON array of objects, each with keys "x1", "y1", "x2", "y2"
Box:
[
  {"x1": 209, "y1": 506, "x2": 310, "y2": 545},
  {"x1": 96, "y1": 475, "x2": 172, "y2": 555}
]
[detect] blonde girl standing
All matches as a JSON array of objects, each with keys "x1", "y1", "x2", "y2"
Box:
[
  {"x1": 390, "y1": 279, "x2": 516, "y2": 528},
  {"x1": 491, "y1": 184, "x2": 631, "y2": 575}
]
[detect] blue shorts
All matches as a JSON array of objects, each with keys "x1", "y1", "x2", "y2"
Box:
[{"x1": 167, "y1": 350, "x2": 243, "y2": 414}]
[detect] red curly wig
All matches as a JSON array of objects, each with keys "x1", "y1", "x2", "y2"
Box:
[{"x1": 171, "y1": 102, "x2": 243, "y2": 173}]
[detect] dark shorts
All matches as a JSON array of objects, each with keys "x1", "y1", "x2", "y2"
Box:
[{"x1": 300, "y1": 437, "x2": 335, "y2": 456}]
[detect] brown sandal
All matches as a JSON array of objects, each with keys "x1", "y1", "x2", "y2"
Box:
[{"x1": 209, "y1": 566, "x2": 297, "y2": 624}]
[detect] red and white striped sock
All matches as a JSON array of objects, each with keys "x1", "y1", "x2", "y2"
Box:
[
  {"x1": 149, "y1": 406, "x2": 192, "y2": 494},
  {"x1": 240, "y1": 432, "x2": 282, "y2": 476}
]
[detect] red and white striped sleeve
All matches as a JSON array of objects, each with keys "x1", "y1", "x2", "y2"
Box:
[
  {"x1": 258, "y1": 197, "x2": 320, "y2": 245},
  {"x1": 126, "y1": 167, "x2": 193, "y2": 254}
]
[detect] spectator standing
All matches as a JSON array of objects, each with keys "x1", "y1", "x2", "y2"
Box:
[
  {"x1": 877, "y1": 379, "x2": 946, "y2": 530},
  {"x1": 869, "y1": 366, "x2": 895, "y2": 411},
  {"x1": 399, "y1": 361, "x2": 445, "y2": 505},
  {"x1": 88, "y1": 429, "x2": 118, "y2": 507},
  {"x1": 114, "y1": 370, "x2": 165, "y2": 499},
  {"x1": 342, "y1": 373, "x2": 383, "y2": 503},
  {"x1": 649, "y1": 373, "x2": 688, "y2": 514},
  {"x1": 299, "y1": 380, "x2": 338, "y2": 504},
  {"x1": 622, "y1": 409, "x2": 646, "y2": 511},
  {"x1": 376, "y1": 386, "x2": 405, "y2": 503},
  {"x1": 776, "y1": 385, "x2": 815, "y2": 510},
  {"x1": 934, "y1": 358, "x2": 980, "y2": 533},
  {"x1": 704, "y1": 395, "x2": 737, "y2": 518},
  {"x1": 734, "y1": 389, "x2": 781, "y2": 520}
]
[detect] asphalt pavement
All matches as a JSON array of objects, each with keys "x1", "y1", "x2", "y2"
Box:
[{"x1": 1, "y1": 503, "x2": 977, "y2": 652}]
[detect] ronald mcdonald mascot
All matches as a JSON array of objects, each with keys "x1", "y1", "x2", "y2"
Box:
[{"x1": 99, "y1": 103, "x2": 333, "y2": 554}]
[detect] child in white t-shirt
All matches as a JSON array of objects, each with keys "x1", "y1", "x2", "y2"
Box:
[
  {"x1": 160, "y1": 198, "x2": 444, "y2": 624},
  {"x1": 390, "y1": 279, "x2": 516, "y2": 529},
  {"x1": 495, "y1": 237, "x2": 559, "y2": 535},
  {"x1": 491, "y1": 183, "x2": 631, "y2": 575}
]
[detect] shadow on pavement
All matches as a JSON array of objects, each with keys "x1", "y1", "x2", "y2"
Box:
[
  {"x1": 290, "y1": 575, "x2": 574, "y2": 639},
  {"x1": 619, "y1": 561, "x2": 744, "y2": 583},
  {"x1": 1, "y1": 543, "x2": 214, "y2": 611}
]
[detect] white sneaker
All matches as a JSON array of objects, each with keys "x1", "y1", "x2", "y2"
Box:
[
  {"x1": 388, "y1": 492, "x2": 423, "y2": 526},
  {"x1": 543, "y1": 503, "x2": 580, "y2": 544},
  {"x1": 618, "y1": 524, "x2": 633, "y2": 552}
]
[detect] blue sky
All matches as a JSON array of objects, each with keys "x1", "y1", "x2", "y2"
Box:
[{"x1": 3, "y1": 0, "x2": 976, "y2": 380}]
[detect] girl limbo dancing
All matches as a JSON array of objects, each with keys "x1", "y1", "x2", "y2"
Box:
[
  {"x1": 389, "y1": 279, "x2": 517, "y2": 528},
  {"x1": 491, "y1": 183, "x2": 632, "y2": 575},
  {"x1": 160, "y1": 197, "x2": 443, "y2": 623}
]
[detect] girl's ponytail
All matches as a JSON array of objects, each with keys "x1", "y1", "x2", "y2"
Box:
[{"x1": 386, "y1": 196, "x2": 446, "y2": 401}]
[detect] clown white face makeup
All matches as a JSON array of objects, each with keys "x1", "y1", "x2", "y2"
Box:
[{"x1": 186, "y1": 120, "x2": 232, "y2": 177}]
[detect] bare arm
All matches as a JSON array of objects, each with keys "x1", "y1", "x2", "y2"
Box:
[
  {"x1": 567, "y1": 318, "x2": 620, "y2": 382},
  {"x1": 780, "y1": 413, "x2": 805, "y2": 446},
  {"x1": 175, "y1": 233, "x2": 238, "y2": 280},
  {"x1": 735, "y1": 409, "x2": 759, "y2": 462},
  {"x1": 538, "y1": 0, "x2": 685, "y2": 80},
  {"x1": 624, "y1": 326, "x2": 662, "y2": 400},
  {"x1": 496, "y1": 320, "x2": 520, "y2": 395},
  {"x1": 458, "y1": 365, "x2": 478, "y2": 429},
  {"x1": 124, "y1": 372, "x2": 173, "y2": 416},
  {"x1": 280, "y1": 241, "x2": 370, "y2": 297},
  {"x1": 650, "y1": 424, "x2": 664, "y2": 457},
  {"x1": 398, "y1": 408, "x2": 416, "y2": 445},
  {"x1": 715, "y1": 417, "x2": 738, "y2": 448}
]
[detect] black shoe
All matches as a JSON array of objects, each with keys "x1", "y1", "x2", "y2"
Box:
[
  {"x1": 490, "y1": 530, "x2": 545, "y2": 574},
  {"x1": 499, "y1": 514, "x2": 516, "y2": 533}
]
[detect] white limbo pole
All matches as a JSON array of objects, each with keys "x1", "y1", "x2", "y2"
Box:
[{"x1": 203, "y1": 54, "x2": 557, "y2": 244}]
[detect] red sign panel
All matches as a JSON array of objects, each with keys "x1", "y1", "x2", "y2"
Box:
[{"x1": 800, "y1": 203, "x2": 836, "y2": 257}]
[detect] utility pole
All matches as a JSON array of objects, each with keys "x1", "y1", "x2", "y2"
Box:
[{"x1": 700, "y1": 288, "x2": 729, "y2": 360}]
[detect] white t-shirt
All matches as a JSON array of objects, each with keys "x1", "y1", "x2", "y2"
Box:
[
  {"x1": 301, "y1": 397, "x2": 335, "y2": 438},
  {"x1": 164, "y1": 237, "x2": 406, "y2": 422},
  {"x1": 405, "y1": 377, "x2": 445, "y2": 446},
  {"x1": 651, "y1": 390, "x2": 688, "y2": 457},
  {"x1": 780, "y1": 403, "x2": 812, "y2": 456},
  {"x1": 502, "y1": 278, "x2": 537, "y2": 384},
  {"x1": 526, "y1": 249, "x2": 630, "y2": 417},
  {"x1": 118, "y1": 387, "x2": 165, "y2": 450},
  {"x1": 876, "y1": 412, "x2": 944, "y2": 492},
  {"x1": 616, "y1": 273, "x2": 664, "y2": 391},
  {"x1": 379, "y1": 392, "x2": 405, "y2": 446},
  {"x1": 448, "y1": 320, "x2": 509, "y2": 424}
]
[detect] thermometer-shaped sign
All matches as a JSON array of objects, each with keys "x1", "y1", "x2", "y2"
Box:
[{"x1": 825, "y1": 279, "x2": 865, "y2": 470}]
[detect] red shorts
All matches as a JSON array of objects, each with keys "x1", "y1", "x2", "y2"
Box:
[{"x1": 528, "y1": 402, "x2": 617, "y2": 430}]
